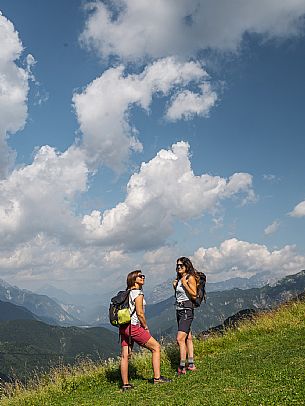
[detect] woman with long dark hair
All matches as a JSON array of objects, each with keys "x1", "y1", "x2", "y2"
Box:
[
  {"x1": 120, "y1": 270, "x2": 171, "y2": 391},
  {"x1": 173, "y1": 257, "x2": 198, "y2": 375}
]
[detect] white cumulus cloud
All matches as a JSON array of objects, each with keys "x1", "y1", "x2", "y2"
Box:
[
  {"x1": 143, "y1": 246, "x2": 177, "y2": 266},
  {"x1": 192, "y1": 238, "x2": 305, "y2": 281},
  {"x1": 289, "y1": 200, "x2": 305, "y2": 217},
  {"x1": 0, "y1": 233, "x2": 133, "y2": 292},
  {"x1": 73, "y1": 57, "x2": 209, "y2": 172},
  {"x1": 0, "y1": 138, "x2": 253, "y2": 255},
  {"x1": 264, "y1": 220, "x2": 280, "y2": 235},
  {"x1": 82, "y1": 141, "x2": 254, "y2": 250},
  {"x1": 166, "y1": 83, "x2": 217, "y2": 121},
  {"x1": 0, "y1": 145, "x2": 88, "y2": 245},
  {"x1": 80, "y1": 0, "x2": 305, "y2": 61},
  {"x1": 0, "y1": 13, "x2": 33, "y2": 178}
]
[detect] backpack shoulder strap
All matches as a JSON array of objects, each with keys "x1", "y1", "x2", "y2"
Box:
[
  {"x1": 174, "y1": 278, "x2": 180, "y2": 300},
  {"x1": 129, "y1": 289, "x2": 142, "y2": 316}
]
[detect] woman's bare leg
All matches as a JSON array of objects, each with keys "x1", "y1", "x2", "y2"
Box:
[
  {"x1": 176, "y1": 331, "x2": 188, "y2": 362},
  {"x1": 144, "y1": 336, "x2": 161, "y2": 378},
  {"x1": 186, "y1": 331, "x2": 194, "y2": 359},
  {"x1": 120, "y1": 345, "x2": 129, "y2": 385}
]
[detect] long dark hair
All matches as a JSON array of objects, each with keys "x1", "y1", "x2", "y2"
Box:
[
  {"x1": 176, "y1": 257, "x2": 198, "y2": 282},
  {"x1": 126, "y1": 270, "x2": 142, "y2": 290}
]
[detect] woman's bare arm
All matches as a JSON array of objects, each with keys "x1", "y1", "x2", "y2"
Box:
[
  {"x1": 181, "y1": 275, "x2": 197, "y2": 299},
  {"x1": 134, "y1": 294, "x2": 148, "y2": 329}
]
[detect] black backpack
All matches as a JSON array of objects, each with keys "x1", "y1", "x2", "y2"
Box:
[
  {"x1": 109, "y1": 290, "x2": 135, "y2": 327},
  {"x1": 193, "y1": 271, "x2": 207, "y2": 307}
]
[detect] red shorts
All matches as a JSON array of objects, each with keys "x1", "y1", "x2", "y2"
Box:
[{"x1": 119, "y1": 324, "x2": 151, "y2": 347}]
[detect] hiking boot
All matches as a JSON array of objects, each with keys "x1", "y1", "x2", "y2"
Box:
[
  {"x1": 177, "y1": 366, "x2": 186, "y2": 376},
  {"x1": 153, "y1": 375, "x2": 172, "y2": 384},
  {"x1": 187, "y1": 364, "x2": 197, "y2": 372},
  {"x1": 121, "y1": 383, "x2": 134, "y2": 391}
]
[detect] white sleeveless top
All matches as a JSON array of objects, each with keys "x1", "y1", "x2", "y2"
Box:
[
  {"x1": 129, "y1": 289, "x2": 146, "y2": 325},
  {"x1": 175, "y1": 279, "x2": 191, "y2": 310}
]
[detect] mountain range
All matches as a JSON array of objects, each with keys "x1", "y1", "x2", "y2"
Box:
[
  {"x1": 0, "y1": 270, "x2": 300, "y2": 329},
  {"x1": 146, "y1": 269, "x2": 305, "y2": 338},
  {"x1": 145, "y1": 271, "x2": 278, "y2": 304},
  {"x1": 36, "y1": 284, "x2": 111, "y2": 325},
  {"x1": 0, "y1": 279, "x2": 116, "y2": 327},
  {"x1": 0, "y1": 279, "x2": 81, "y2": 326}
]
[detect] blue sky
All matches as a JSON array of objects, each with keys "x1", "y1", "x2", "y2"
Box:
[{"x1": 0, "y1": 0, "x2": 305, "y2": 294}]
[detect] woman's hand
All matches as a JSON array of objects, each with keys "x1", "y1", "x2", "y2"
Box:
[
  {"x1": 181, "y1": 275, "x2": 188, "y2": 286},
  {"x1": 181, "y1": 274, "x2": 191, "y2": 289}
]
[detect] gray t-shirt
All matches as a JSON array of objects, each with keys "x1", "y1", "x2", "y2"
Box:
[{"x1": 129, "y1": 289, "x2": 146, "y2": 325}]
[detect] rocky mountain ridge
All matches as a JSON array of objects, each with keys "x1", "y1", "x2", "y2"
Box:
[
  {"x1": 0, "y1": 280, "x2": 81, "y2": 326},
  {"x1": 145, "y1": 271, "x2": 278, "y2": 304}
]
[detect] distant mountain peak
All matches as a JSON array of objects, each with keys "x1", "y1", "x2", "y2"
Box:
[
  {"x1": 0, "y1": 278, "x2": 81, "y2": 326},
  {"x1": 0, "y1": 279, "x2": 14, "y2": 289}
]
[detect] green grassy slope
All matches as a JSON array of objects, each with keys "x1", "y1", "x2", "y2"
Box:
[{"x1": 1, "y1": 300, "x2": 304, "y2": 405}]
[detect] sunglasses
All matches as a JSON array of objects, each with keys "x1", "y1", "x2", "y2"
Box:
[
  {"x1": 176, "y1": 264, "x2": 184, "y2": 269},
  {"x1": 137, "y1": 274, "x2": 146, "y2": 279}
]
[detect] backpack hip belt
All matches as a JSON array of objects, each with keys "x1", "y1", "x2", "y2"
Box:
[{"x1": 176, "y1": 299, "x2": 194, "y2": 309}]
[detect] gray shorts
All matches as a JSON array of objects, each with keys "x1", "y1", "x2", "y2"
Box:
[{"x1": 176, "y1": 308, "x2": 194, "y2": 334}]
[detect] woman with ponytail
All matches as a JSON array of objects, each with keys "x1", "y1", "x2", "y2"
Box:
[{"x1": 120, "y1": 270, "x2": 171, "y2": 390}]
